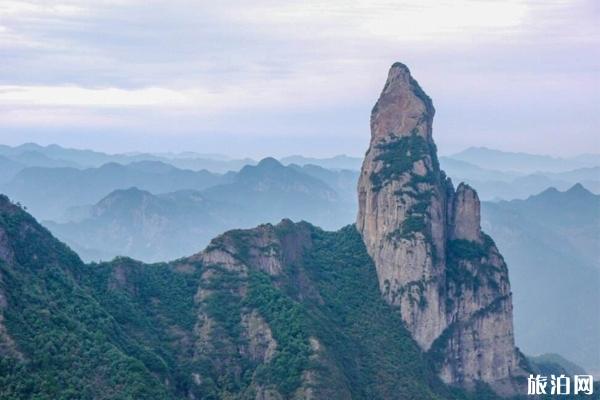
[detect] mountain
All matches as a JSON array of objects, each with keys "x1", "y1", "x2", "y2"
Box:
[
  {"x1": 0, "y1": 156, "x2": 24, "y2": 185},
  {"x1": 452, "y1": 173, "x2": 600, "y2": 201},
  {"x1": 439, "y1": 157, "x2": 518, "y2": 183},
  {"x1": 6, "y1": 150, "x2": 80, "y2": 169},
  {"x1": 280, "y1": 154, "x2": 363, "y2": 170},
  {"x1": 439, "y1": 156, "x2": 600, "y2": 200},
  {"x1": 2, "y1": 63, "x2": 594, "y2": 399},
  {"x1": 45, "y1": 159, "x2": 356, "y2": 262},
  {"x1": 289, "y1": 164, "x2": 360, "y2": 207},
  {"x1": 481, "y1": 185, "x2": 600, "y2": 373},
  {"x1": 4, "y1": 142, "x2": 598, "y2": 201},
  {"x1": 0, "y1": 148, "x2": 80, "y2": 185},
  {"x1": 2, "y1": 161, "x2": 227, "y2": 220},
  {"x1": 356, "y1": 62, "x2": 527, "y2": 395},
  {"x1": 201, "y1": 158, "x2": 351, "y2": 230},
  {"x1": 44, "y1": 188, "x2": 226, "y2": 262},
  {"x1": 528, "y1": 354, "x2": 588, "y2": 377},
  {"x1": 0, "y1": 143, "x2": 253, "y2": 172},
  {"x1": 0, "y1": 194, "x2": 206, "y2": 399},
  {"x1": 450, "y1": 147, "x2": 600, "y2": 174},
  {"x1": 0, "y1": 192, "x2": 498, "y2": 399},
  {"x1": 0, "y1": 143, "x2": 113, "y2": 168}
]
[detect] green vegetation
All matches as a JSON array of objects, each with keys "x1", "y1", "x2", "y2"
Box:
[
  {"x1": 299, "y1": 226, "x2": 460, "y2": 399},
  {"x1": 196, "y1": 265, "x2": 253, "y2": 399},
  {"x1": 0, "y1": 197, "x2": 503, "y2": 400},
  {"x1": 245, "y1": 272, "x2": 310, "y2": 396},
  {"x1": 445, "y1": 240, "x2": 487, "y2": 295},
  {"x1": 368, "y1": 131, "x2": 441, "y2": 241},
  {"x1": 389, "y1": 215, "x2": 427, "y2": 240},
  {"x1": 0, "y1": 209, "x2": 180, "y2": 399},
  {"x1": 447, "y1": 239, "x2": 487, "y2": 261},
  {"x1": 445, "y1": 237, "x2": 505, "y2": 302},
  {"x1": 370, "y1": 132, "x2": 433, "y2": 191},
  {"x1": 0, "y1": 198, "x2": 213, "y2": 399}
]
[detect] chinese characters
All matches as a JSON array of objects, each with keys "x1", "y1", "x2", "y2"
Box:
[{"x1": 527, "y1": 374, "x2": 594, "y2": 396}]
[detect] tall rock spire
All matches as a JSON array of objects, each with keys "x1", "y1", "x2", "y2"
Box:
[{"x1": 357, "y1": 63, "x2": 527, "y2": 395}]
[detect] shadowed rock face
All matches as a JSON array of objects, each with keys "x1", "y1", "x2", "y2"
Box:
[
  {"x1": 356, "y1": 63, "x2": 527, "y2": 396},
  {"x1": 450, "y1": 183, "x2": 482, "y2": 243}
]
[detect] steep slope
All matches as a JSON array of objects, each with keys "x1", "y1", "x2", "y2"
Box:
[
  {"x1": 0, "y1": 193, "x2": 497, "y2": 399},
  {"x1": 481, "y1": 185, "x2": 600, "y2": 373},
  {"x1": 0, "y1": 195, "x2": 192, "y2": 399},
  {"x1": 356, "y1": 63, "x2": 527, "y2": 395},
  {"x1": 187, "y1": 221, "x2": 448, "y2": 399}
]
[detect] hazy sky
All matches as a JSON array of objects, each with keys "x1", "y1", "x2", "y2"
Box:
[{"x1": 0, "y1": 0, "x2": 598, "y2": 158}]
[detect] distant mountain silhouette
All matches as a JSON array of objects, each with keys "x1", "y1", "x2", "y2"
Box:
[
  {"x1": 482, "y1": 184, "x2": 600, "y2": 373},
  {"x1": 280, "y1": 154, "x2": 363, "y2": 170},
  {"x1": 3, "y1": 161, "x2": 227, "y2": 220},
  {"x1": 450, "y1": 147, "x2": 600, "y2": 173},
  {"x1": 440, "y1": 155, "x2": 600, "y2": 200},
  {"x1": 0, "y1": 155, "x2": 24, "y2": 184},
  {"x1": 45, "y1": 159, "x2": 354, "y2": 262}
]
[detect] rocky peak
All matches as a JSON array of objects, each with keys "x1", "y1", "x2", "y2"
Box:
[
  {"x1": 256, "y1": 157, "x2": 283, "y2": 169},
  {"x1": 371, "y1": 62, "x2": 434, "y2": 144},
  {"x1": 238, "y1": 157, "x2": 285, "y2": 179},
  {"x1": 193, "y1": 219, "x2": 312, "y2": 276},
  {"x1": 450, "y1": 183, "x2": 482, "y2": 243},
  {"x1": 357, "y1": 63, "x2": 527, "y2": 396},
  {"x1": 566, "y1": 182, "x2": 592, "y2": 196}
]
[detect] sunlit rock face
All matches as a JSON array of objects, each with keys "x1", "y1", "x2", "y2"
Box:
[{"x1": 356, "y1": 62, "x2": 527, "y2": 396}]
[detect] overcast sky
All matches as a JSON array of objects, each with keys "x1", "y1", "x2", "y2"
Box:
[{"x1": 0, "y1": 0, "x2": 598, "y2": 158}]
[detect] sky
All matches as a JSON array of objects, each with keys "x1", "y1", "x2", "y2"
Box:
[{"x1": 0, "y1": 0, "x2": 598, "y2": 158}]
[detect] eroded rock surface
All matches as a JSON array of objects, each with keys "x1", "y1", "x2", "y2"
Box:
[{"x1": 357, "y1": 62, "x2": 527, "y2": 395}]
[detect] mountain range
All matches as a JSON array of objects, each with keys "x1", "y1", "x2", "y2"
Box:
[
  {"x1": 1, "y1": 190, "x2": 505, "y2": 399},
  {"x1": 2, "y1": 161, "x2": 228, "y2": 221},
  {"x1": 44, "y1": 159, "x2": 355, "y2": 262},
  {"x1": 2, "y1": 143, "x2": 599, "y2": 200},
  {"x1": 0, "y1": 63, "x2": 597, "y2": 398},
  {"x1": 481, "y1": 184, "x2": 600, "y2": 374},
  {"x1": 439, "y1": 156, "x2": 600, "y2": 200},
  {"x1": 0, "y1": 143, "x2": 363, "y2": 181},
  {"x1": 449, "y1": 147, "x2": 600, "y2": 173},
  {"x1": 3, "y1": 144, "x2": 597, "y2": 375}
]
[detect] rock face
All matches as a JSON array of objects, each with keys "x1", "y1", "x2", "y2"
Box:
[
  {"x1": 450, "y1": 183, "x2": 482, "y2": 243},
  {"x1": 357, "y1": 63, "x2": 527, "y2": 395}
]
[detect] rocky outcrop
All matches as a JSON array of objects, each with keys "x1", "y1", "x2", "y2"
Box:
[
  {"x1": 450, "y1": 183, "x2": 482, "y2": 242},
  {"x1": 194, "y1": 219, "x2": 312, "y2": 276},
  {"x1": 357, "y1": 62, "x2": 527, "y2": 395},
  {"x1": 242, "y1": 310, "x2": 278, "y2": 363},
  {"x1": 190, "y1": 220, "x2": 317, "y2": 400}
]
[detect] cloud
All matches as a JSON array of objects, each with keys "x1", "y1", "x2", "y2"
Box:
[{"x1": 0, "y1": 0, "x2": 598, "y2": 156}]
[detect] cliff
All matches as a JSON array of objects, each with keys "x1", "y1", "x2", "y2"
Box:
[
  {"x1": 0, "y1": 194, "x2": 481, "y2": 399},
  {"x1": 357, "y1": 62, "x2": 527, "y2": 395}
]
